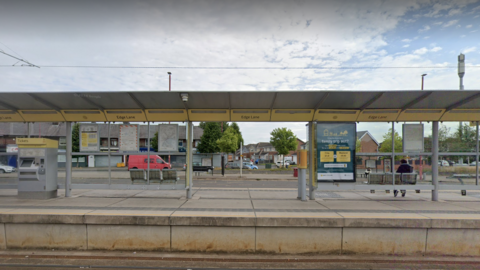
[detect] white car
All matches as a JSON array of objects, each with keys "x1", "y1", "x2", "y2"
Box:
[{"x1": 0, "y1": 164, "x2": 15, "y2": 174}]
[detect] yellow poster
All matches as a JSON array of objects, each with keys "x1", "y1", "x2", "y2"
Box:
[
  {"x1": 336, "y1": 151, "x2": 350, "y2": 162},
  {"x1": 81, "y1": 133, "x2": 88, "y2": 147},
  {"x1": 320, "y1": 151, "x2": 334, "y2": 162}
]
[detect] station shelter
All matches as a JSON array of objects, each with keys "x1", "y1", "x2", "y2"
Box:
[{"x1": 0, "y1": 90, "x2": 480, "y2": 201}]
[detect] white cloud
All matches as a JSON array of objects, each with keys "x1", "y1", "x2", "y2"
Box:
[
  {"x1": 402, "y1": 38, "x2": 412, "y2": 43},
  {"x1": 433, "y1": 21, "x2": 443, "y2": 25},
  {"x1": 448, "y1": 9, "x2": 462, "y2": 16},
  {"x1": 461, "y1": 34, "x2": 467, "y2": 37},
  {"x1": 403, "y1": 44, "x2": 410, "y2": 48},
  {"x1": 443, "y1": 20, "x2": 459, "y2": 27},
  {"x1": 418, "y1": 25, "x2": 431, "y2": 32},
  {"x1": 466, "y1": 24, "x2": 473, "y2": 28},
  {"x1": 462, "y1": 46, "x2": 477, "y2": 53},
  {"x1": 413, "y1": 47, "x2": 429, "y2": 55},
  {"x1": 431, "y1": 46, "x2": 442, "y2": 52}
]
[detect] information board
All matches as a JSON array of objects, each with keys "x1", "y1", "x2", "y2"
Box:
[
  {"x1": 317, "y1": 122, "x2": 356, "y2": 182},
  {"x1": 158, "y1": 124, "x2": 179, "y2": 152},
  {"x1": 79, "y1": 124, "x2": 99, "y2": 152},
  {"x1": 119, "y1": 125, "x2": 139, "y2": 152},
  {"x1": 403, "y1": 124, "x2": 424, "y2": 153}
]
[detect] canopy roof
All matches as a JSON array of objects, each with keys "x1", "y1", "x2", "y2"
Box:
[{"x1": 0, "y1": 90, "x2": 479, "y2": 122}]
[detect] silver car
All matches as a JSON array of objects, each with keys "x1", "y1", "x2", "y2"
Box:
[{"x1": 0, "y1": 164, "x2": 15, "y2": 174}]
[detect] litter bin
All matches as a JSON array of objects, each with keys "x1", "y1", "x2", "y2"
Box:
[
  {"x1": 265, "y1": 163, "x2": 271, "y2": 169},
  {"x1": 293, "y1": 167, "x2": 298, "y2": 177}
]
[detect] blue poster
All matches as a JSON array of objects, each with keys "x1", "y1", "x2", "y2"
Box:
[{"x1": 316, "y1": 122, "x2": 356, "y2": 182}]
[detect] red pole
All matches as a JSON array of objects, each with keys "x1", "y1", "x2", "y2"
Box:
[{"x1": 168, "y1": 72, "x2": 171, "y2": 163}]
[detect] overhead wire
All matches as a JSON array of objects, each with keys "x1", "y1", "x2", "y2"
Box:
[{"x1": 0, "y1": 65, "x2": 479, "y2": 69}]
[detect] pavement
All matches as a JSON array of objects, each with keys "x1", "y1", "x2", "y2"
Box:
[{"x1": 0, "y1": 186, "x2": 479, "y2": 221}]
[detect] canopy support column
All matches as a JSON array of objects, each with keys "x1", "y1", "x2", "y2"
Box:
[
  {"x1": 432, "y1": 121, "x2": 439, "y2": 201},
  {"x1": 65, "y1": 122, "x2": 72, "y2": 197},
  {"x1": 186, "y1": 121, "x2": 193, "y2": 199},
  {"x1": 308, "y1": 122, "x2": 316, "y2": 200}
]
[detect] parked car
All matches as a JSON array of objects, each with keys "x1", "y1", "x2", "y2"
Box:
[
  {"x1": 0, "y1": 163, "x2": 15, "y2": 174},
  {"x1": 243, "y1": 162, "x2": 258, "y2": 169},
  {"x1": 192, "y1": 162, "x2": 214, "y2": 172},
  {"x1": 438, "y1": 160, "x2": 450, "y2": 167},
  {"x1": 225, "y1": 162, "x2": 249, "y2": 169},
  {"x1": 447, "y1": 160, "x2": 455, "y2": 166},
  {"x1": 470, "y1": 161, "x2": 479, "y2": 166},
  {"x1": 127, "y1": 155, "x2": 171, "y2": 171}
]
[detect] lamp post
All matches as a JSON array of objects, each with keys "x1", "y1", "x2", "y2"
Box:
[
  {"x1": 168, "y1": 72, "x2": 172, "y2": 165},
  {"x1": 421, "y1": 74, "x2": 427, "y2": 90}
]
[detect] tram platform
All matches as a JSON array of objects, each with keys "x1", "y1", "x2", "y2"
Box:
[{"x1": 0, "y1": 188, "x2": 479, "y2": 256}]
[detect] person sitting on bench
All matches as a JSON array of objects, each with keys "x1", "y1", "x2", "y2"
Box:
[{"x1": 395, "y1": 159, "x2": 413, "y2": 197}]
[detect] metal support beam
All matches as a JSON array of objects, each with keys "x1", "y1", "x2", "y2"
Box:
[
  {"x1": 147, "y1": 122, "x2": 150, "y2": 184},
  {"x1": 445, "y1": 92, "x2": 480, "y2": 112},
  {"x1": 300, "y1": 168, "x2": 307, "y2": 201},
  {"x1": 78, "y1": 95, "x2": 105, "y2": 111},
  {"x1": 476, "y1": 121, "x2": 479, "y2": 186},
  {"x1": 314, "y1": 93, "x2": 330, "y2": 110},
  {"x1": 391, "y1": 122, "x2": 395, "y2": 188},
  {"x1": 432, "y1": 121, "x2": 439, "y2": 201},
  {"x1": 108, "y1": 122, "x2": 111, "y2": 185},
  {"x1": 27, "y1": 94, "x2": 62, "y2": 111},
  {"x1": 127, "y1": 93, "x2": 146, "y2": 110},
  {"x1": 400, "y1": 92, "x2": 432, "y2": 111},
  {"x1": 0, "y1": 97, "x2": 20, "y2": 112},
  {"x1": 360, "y1": 93, "x2": 383, "y2": 110},
  {"x1": 65, "y1": 122, "x2": 72, "y2": 197},
  {"x1": 308, "y1": 122, "x2": 316, "y2": 200}
]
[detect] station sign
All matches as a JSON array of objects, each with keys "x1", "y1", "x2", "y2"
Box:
[
  {"x1": 314, "y1": 110, "x2": 359, "y2": 122},
  {"x1": 441, "y1": 109, "x2": 480, "y2": 121},
  {"x1": 397, "y1": 109, "x2": 444, "y2": 121},
  {"x1": 188, "y1": 109, "x2": 230, "y2": 121},
  {"x1": 145, "y1": 109, "x2": 187, "y2": 122},
  {"x1": 357, "y1": 109, "x2": 400, "y2": 122},
  {"x1": 402, "y1": 124, "x2": 424, "y2": 153},
  {"x1": 119, "y1": 125, "x2": 139, "y2": 152},
  {"x1": 158, "y1": 124, "x2": 179, "y2": 152},
  {"x1": 80, "y1": 124, "x2": 99, "y2": 152},
  {"x1": 271, "y1": 109, "x2": 314, "y2": 121},
  {"x1": 316, "y1": 122, "x2": 356, "y2": 182},
  {"x1": 18, "y1": 110, "x2": 66, "y2": 122},
  {"x1": 104, "y1": 110, "x2": 147, "y2": 122},
  {"x1": 231, "y1": 110, "x2": 271, "y2": 121},
  {"x1": 0, "y1": 110, "x2": 24, "y2": 122},
  {"x1": 62, "y1": 110, "x2": 106, "y2": 122}
]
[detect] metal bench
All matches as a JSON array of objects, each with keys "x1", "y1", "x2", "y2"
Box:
[
  {"x1": 446, "y1": 174, "x2": 477, "y2": 196},
  {"x1": 367, "y1": 173, "x2": 419, "y2": 194},
  {"x1": 162, "y1": 169, "x2": 178, "y2": 184},
  {"x1": 130, "y1": 169, "x2": 146, "y2": 184},
  {"x1": 148, "y1": 169, "x2": 162, "y2": 184}
]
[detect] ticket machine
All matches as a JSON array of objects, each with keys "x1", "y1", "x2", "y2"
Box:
[{"x1": 16, "y1": 138, "x2": 58, "y2": 199}]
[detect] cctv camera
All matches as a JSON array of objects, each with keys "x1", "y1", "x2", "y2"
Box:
[{"x1": 181, "y1": 93, "x2": 188, "y2": 102}]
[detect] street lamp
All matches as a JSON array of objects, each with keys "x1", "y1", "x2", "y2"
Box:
[{"x1": 421, "y1": 74, "x2": 427, "y2": 90}]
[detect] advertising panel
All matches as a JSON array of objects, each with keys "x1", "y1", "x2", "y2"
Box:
[
  {"x1": 119, "y1": 125, "x2": 139, "y2": 152},
  {"x1": 403, "y1": 124, "x2": 424, "y2": 153},
  {"x1": 317, "y1": 122, "x2": 356, "y2": 182},
  {"x1": 158, "y1": 124, "x2": 179, "y2": 152},
  {"x1": 79, "y1": 124, "x2": 99, "y2": 152}
]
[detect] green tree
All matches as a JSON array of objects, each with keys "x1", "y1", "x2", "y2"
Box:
[
  {"x1": 228, "y1": 122, "x2": 244, "y2": 149},
  {"x1": 197, "y1": 122, "x2": 222, "y2": 153},
  {"x1": 356, "y1": 139, "x2": 361, "y2": 152},
  {"x1": 270, "y1": 127, "x2": 297, "y2": 167},
  {"x1": 150, "y1": 132, "x2": 158, "y2": 151},
  {"x1": 216, "y1": 128, "x2": 238, "y2": 153},
  {"x1": 72, "y1": 123, "x2": 80, "y2": 152},
  {"x1": 199, "y1": 122, "x2": 229, "y2": 132},
  {"x1": 379, "y1": 128, "x2": 403, "y2": 160}
]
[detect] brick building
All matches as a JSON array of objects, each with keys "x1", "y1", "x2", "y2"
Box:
[{"x1": 356, "y1": 131, "x2": 379, "y2": 169}]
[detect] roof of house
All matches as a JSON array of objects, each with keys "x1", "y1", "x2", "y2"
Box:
[{"x1": 357, "y1": 130, "x2": 379, "y2": 145}]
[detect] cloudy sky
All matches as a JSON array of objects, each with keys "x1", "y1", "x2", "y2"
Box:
[{"x1": 1, "y1": 0, "x2": 479, "y2": 144}]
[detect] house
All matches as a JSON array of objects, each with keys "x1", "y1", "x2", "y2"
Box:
[
  {"x1": 356, "y1": 131, "x2": 379, "y2": 168},
  {"x1": 0, "y1": 122, "x2": 203, "y2": 168}
]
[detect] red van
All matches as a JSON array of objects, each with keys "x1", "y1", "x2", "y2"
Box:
[{"x1": 128, "y1": 155, "x2": 171, "y2": 171}]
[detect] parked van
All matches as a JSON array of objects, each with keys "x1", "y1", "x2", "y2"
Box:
[{"x1": 128, "y1": 155, "x2": 171, "y2": 171}]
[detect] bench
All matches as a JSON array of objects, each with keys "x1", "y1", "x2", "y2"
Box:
[
  {"x1": 148, "y1": 169, "x2": 162, "y2": 184},
  {"x1": 367, "y1": 173, "x2": 419, "y2": 194},
  {"x1": 130, "y1": 169, "x2": 146, "y2": 184},
  {"x1": 162, "y1": 169, "x2": 178, "y2": 184}
]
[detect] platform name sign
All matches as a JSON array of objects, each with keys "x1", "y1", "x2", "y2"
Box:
[
  {"x1": 79, "y1": 124, "x2": 99, "y2": 152},
  {"x1": 403, "y1": 124, "x2": 424, "y2": 153},
  {"x1": 316, "y1": 122, "x2": 356, "y2": 182}
]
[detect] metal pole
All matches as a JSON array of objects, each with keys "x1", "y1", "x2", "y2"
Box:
[
  {"x1": 186, "y1": 121, "x2": 193, "y2": 199},
  {"x1": 27, "y1": 123, "x2": 31, "y2": 138},
  {"x1": 392, "y1": 122, "x2": 395, "y2": 189},
  {"x1": 432, "y1": 121, "x2": 439, "y2": 201},
  {"x1": 147, "y1": 122, "x2": 150, "y2": 184},
  {"x1": 108, "y1": 122, "x2": 111, "y2": 185},
  {"x1": 240, "y1": 142, "x2": 243, "y2": 178},
  {"x1": 65, "y1": 122, "x2": 72, "y2": 197},
  {"x1": 308, "y1": 122, "x2": 315, "y2": 200},
  {"x1": 300, "y1": 168, "x2": 307, "y2": 201},
  {"x1": 476, "y1": 121, "x2": 479, "y2": 186}
]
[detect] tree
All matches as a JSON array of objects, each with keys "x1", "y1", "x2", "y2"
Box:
[
  {"x1": 269, "y1": 127, "x2": 297, "y2": 167},
  {"x1": 197, "y1": 122, "x2": 222, "y2": 153},
  {"x1": 72, "y1": 123, "x2": 80, "y2": 152},
  {"x1": 379, "y1": 128, "x2": 403, "y2": 160},
  {"x1": 356, "y1": 139, "x2": 361, "y2": 152},
  {"x1": 228, "y1": 122, "x2": 244, "y2": 149},
  {"x1": 150, "y1": 132, "x2": 158, "y2": 151},
  {"x1": 216, "y1": 128, "x2": 238, "y2": 153},
  {"x1": 199, "y1": 122, "x2": 229, "y2": 132}
]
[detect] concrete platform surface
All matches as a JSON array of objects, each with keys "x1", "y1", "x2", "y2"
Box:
[{"x1": 0, "y1": 188, "x2": 480, "y2": 256}]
